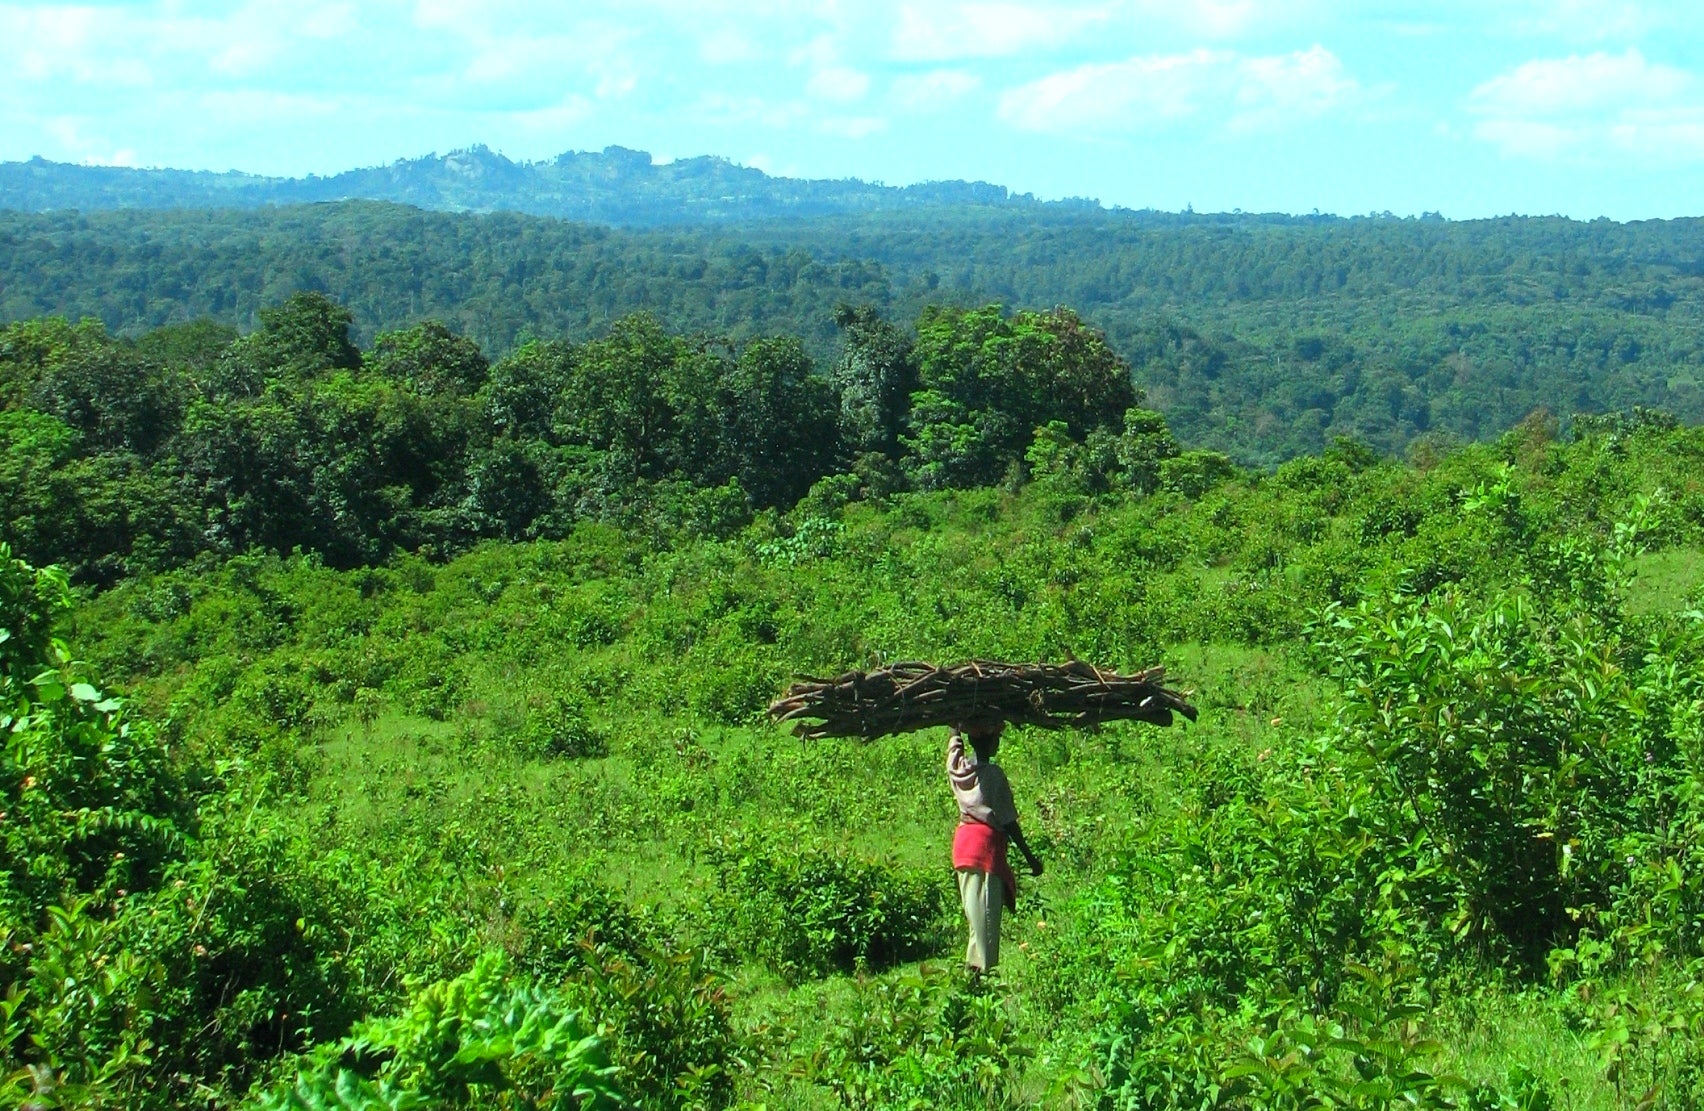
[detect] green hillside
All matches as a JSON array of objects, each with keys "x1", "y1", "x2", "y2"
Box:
[{"x1": 0, "y1": 147, "x2": 1047, "y2": 225}]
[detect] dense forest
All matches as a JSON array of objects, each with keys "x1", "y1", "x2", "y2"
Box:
[
  {"x1": 3, "y1": 202, "x2": 1702, "y2": 461},
  {"x1": 1, "y1": 293, "x2": 1189, "y2": 586}
]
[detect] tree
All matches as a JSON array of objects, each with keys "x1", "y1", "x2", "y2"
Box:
[
  {"x1": 903, "y1": 305, "x2": 1136, "y2": 489},
  {"x1": 31, "y1": 345, "x2": 185, "y2": 456},
  {"x1": 560, "y1": 313, "x2": 703, "y2": 484},
  {"x1": 210, "y1": 292, "x2": 360, "y2": 398},
  {"x1": 369, "y1": 320, "x2": 490, "y2": 398},
  {"x1": 485, "y1": 340, "x2": 574, "y2": 440},
  {"x1": 130, "y1": 318, "x2": 238, "y2": 376},
  {"x1": 831, "y1": 304, "x2": 916, "y2": 460},
  {"x1": 720, "y1": 335, "x2": 838, "y2": 508}
]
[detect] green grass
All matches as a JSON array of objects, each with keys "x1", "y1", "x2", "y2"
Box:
[
  {"x1": 1433, "y1": 988, "x2": 1616, "y2": 1111},
  {"x1": 1628, "y1": 547, "x2": 1704, "y2": 615}
]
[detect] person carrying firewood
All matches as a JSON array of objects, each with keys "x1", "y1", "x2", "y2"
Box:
[{"x1": 948, "y1": 721, "x2": 1043, "y2": 976}]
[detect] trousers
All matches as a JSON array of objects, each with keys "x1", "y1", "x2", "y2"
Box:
[{"x1": 956, "y1": 867, "x2": 1003, "y2": 971}]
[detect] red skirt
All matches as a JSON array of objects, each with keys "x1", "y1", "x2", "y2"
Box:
[{"x1": 953, "y1": 820, "x2": 1017, "y2": 909}]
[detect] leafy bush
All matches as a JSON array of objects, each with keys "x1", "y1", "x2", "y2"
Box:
[
  {"x1": 566, "y1": 942, "x2": 739, "y2": 1111},
  {"x1": 519, "y1": 694, "x2": 607, "y2": 760},
  {"x1": 1326, "y1": 560, "x2": 1704, "y2": 965},
  {"x1": 1160, "y1": 450, "x2": 1237, "y2": 498},
  {"x1": 254, "y1": 951, "x2": 623, "y2": 1110},
  {"x1": 685, "y1": 642, "x2": 782, "y2": 726},
  {"x1": 514, "y1": 885, "x2": 654, "y2": 983},
  {"x1": 699, "y1": 837, "x2": 947, "y2": 981},
  {"x1": 792, "y1": 965, "x2": 1031, "y2": 1110}
]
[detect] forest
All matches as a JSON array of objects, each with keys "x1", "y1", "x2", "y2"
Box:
[
  {"x1": 4, "y1": 202, "x2": 1703, "y2": 462},
  {"x1": 4, "y1": 285, "x2": 1704, "y2": 1108}
]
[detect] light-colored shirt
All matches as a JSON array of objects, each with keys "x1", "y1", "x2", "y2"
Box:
[{"x1": 948, "y1": 728, "x2": 1018, "y2": 829}]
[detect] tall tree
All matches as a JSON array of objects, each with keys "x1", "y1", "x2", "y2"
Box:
[
  {"x1": 904, "y1": 305, "x2": 1136, "y2": 489},
  {"x1": 831, "y1": 304, "x2": 916, "y2": 460}
]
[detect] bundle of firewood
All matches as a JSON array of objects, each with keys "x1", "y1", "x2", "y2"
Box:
[{"x1": 768, "y1": 659, "x2": 1198, "y2": 740}]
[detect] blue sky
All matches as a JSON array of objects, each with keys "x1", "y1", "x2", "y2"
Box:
[{"x1": 2, "y1": 0, "x2": 1701, "y2": 220}]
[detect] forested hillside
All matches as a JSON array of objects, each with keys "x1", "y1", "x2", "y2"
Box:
[
  {"x1": 4, "y1": 202, "x2": 1702, "y2": 461},
  {"x1": 1, "y1": 293, "x2": 1176, "y2": 586}
]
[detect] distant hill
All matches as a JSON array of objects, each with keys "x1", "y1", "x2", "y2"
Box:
[{"x1": 0, "y1": 146, "x2": 1090, "y2": 226}]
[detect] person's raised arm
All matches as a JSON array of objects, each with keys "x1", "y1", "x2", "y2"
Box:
[{"x1": 947, "y1": 726, "x2": 972, "y2": 776}]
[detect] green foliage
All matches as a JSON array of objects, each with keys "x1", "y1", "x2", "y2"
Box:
[
  {"x1": 13, "y1": 202, "x2": 1704, "y2": 466},
  {"x1": 518, "y1": 693, "x2": 607, "y2": 760},
  {"x1": 368, "y1": 320, "x2": 490, "y2": 399},
  {"x1": 255, "y1": 951, "x2": 623, "y2": 1110},
  {"x1": 791, "y1": 966, "x2": 1032, "y2": 1110},
  {"x1": 566, "y1": 942, "x2": 739, "y2": 1110},
  {"x1": 905, "y1": 305, "x2": 1136, "y2": 490},
  {"x1": 700, "y1": 836, "x2": 947, "y2": 982},
  {"x1": 15, "y1": 406, "x2": 1704, "y2": 1107},
  {"x1": 0, "y1": 545, "x2": 190, "y2": 914}
]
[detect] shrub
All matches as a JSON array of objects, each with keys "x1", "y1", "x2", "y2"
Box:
[
  {"x1": 795, "y1": 965, "x2": 1031, "y2": 1111},
  {"x1": 567, "y1": 943, "x2": 739, "y2": 1111},
  {"x1": 1160, "y1": 450, "x2": 1236, "y2": 498},
  {"x1": 1325, "y1": 586, "x2": 1696, "y2": 963},
  {"x1": 519, "y1": 694, "x2": 608, "y2": 760},
  {"x1": 686, "y1": 644, "x2": 781, "y2": 726},
  {"x1": 514, "y1": 885, "x2": 653, "y2": 983},
  {"x1": 699, "y1": 837, "x2": 947, "y2": 981},
  {"x1": 253, "y1": 951, "x2": 623, "y2": 1110}
]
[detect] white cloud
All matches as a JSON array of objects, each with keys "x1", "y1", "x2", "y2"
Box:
[
  {"x1": 998, "y1": 45, "x2": 1357, "y2": 134},
  {"x1": 818, "y1": 114, "x2": 888, "y2": 139},
  {"x1": 1128, "y1": 0, "x2": 1260, "y2": 37},
  {"x1": 1469, "y1": 49, "x2": 1704, "y2": 162},
  {"x1": 789, "y1": 33, "x2": 841, "y2": 68},
  {"x1": 1232, "y1": 44, "x2": 1358, "y2": 131},
  {"x1": 700, "y1": 28, "x2": 763, "y2": 64},
  {"x1": 1472, "y1": 48, "x2": 1687, "y2": 116},
  {"x1": 890, "y1": 2, "x2": 1113, "y2": 62},
  {"x1": 694, "y1": 91, "x2": 810, "y2": 129},
  {"x1": 506, "y1": 95, "x2": 597, "y2": 134},
  {"x1": 40, "y1": 113, "x2": 142, "y2": 167},
  {"x1": 807, "y1": 65, "x2": 871, "y2": 102},
  {"x1": 890, "y1": 69, "x2": 981, "y2": 111},
  {"x1": 1508, "y1": 0, "x2": 1667, "y2": 41},
  {"x1": 1120, "y1": 0, "x2": 1342, "y2": 39}
]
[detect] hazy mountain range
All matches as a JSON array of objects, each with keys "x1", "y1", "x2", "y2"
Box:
[{"x1": 0, "y1": 145, "x2": 1097, "y2": 226}]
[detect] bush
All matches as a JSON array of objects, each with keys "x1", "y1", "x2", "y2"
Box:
[
  {"x1": 514, "y1": 884, "x2": 654, "y2": 983},
  {"x1": 1326, "y1": 585, "x2": 1698, "y2": 963},
  {"x1": 519, "y1": 694, "x2": 608, "y2": 760},
  {"x1": 699, "y1": 837, "x2": 947, "y2": 981},
  {"x1": 567, "y1": 942, "x2": 740, "y2": 1111},
  {"x1": 794, "y1": 965, "x2": 1030, "y2": 1111},
  {"x1": 686, "y1": 643, "x2": 781, "y2": 726},
  {"x1": 253, "y1": 951, "x2": 623, "y2": 1110},
  {"x1": 1160, "y1": 450, "x2": 1236, "y2": 498}
]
